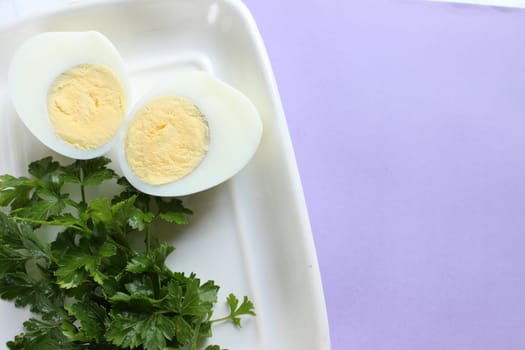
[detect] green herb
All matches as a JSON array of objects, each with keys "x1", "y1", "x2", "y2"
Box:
[{"x1": 0, "y1": 156, "x2": 255, "y2": 350}]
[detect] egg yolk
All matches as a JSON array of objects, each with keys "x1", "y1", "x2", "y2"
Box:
[
  {"x1": 125, "y1": 96, "x2": 209, "y2": 185},
  {"x1": 47, "y1": 64, "x2": 126, "y2": 149}
]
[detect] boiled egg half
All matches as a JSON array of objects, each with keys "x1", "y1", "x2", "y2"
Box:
[
  {"x1": 8, "y1": 31, "x2": 130, "y2": 159},
  {"x1": 117, "y1": 71, "x2": 263, "y2": 197}
]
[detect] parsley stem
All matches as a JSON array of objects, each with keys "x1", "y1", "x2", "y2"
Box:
[
  {"x1": 145, "y1": 200, "x2": 152, "y2": 252},
  {"x1": 146, "y1": 224, "x2": 152, "y2": 252},
  {"x1": 12, "y1": 216, "x2": 88, "y2": 232},
  {"x1": 80, "y1": 184, "x2": 86, "y2": 204},
  {"x1": 79, "y1": 167, "x2": 86, "y2": 204},
  {"x1": 209, "y1": 315, "x2": 232, "y2": 324},
  {"x1": 190, "y1": 319, "x2": 202, "y2": 350}
]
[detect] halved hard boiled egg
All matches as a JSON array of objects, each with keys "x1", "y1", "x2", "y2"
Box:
[
  {"x1": 8, "y1": 31, "x2": 130, "y2": 159},
  {"x1": 117, "y1": 71, "x2": 263, "y2": 197}
]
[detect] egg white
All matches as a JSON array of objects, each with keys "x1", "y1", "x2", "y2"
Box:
[
  {"x1": 8, "y1": 31, "x2": 130, "y2": 159},
  {"x1": 117, "y1": 71, "x2": 263, "y2": 197}
]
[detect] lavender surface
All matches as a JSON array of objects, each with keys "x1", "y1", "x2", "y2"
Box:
[
  {"x1": 244, "y1": 1, "x2": 525, "y2": 349},
  {"x1": 3, "y1": 1, "x2": 525, "y2": 349}
]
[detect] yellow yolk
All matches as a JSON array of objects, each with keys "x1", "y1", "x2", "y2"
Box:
[
  {"x1": 125, "y1": 96, "x2": 209, "y2": 185},
  {"x1": 47, "y1": 64, "x2": 126, "y2": 149}
]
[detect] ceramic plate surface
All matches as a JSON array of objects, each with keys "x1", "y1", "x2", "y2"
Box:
[{"x1": 0, "y1": 1, "x2": 330, "y2": 349}]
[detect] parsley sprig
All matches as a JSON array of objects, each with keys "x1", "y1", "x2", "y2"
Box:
[{"x1": 0, "y1": 156, "x2": 255, "y2": 350}]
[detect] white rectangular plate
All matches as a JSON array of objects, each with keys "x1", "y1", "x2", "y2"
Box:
[{"x1": 0, "y1": 0, "x2": 330, "y2": 349}]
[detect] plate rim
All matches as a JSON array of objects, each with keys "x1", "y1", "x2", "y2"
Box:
[{"x1": 0, "y1": 1, "x2": 331, "y2": 348}]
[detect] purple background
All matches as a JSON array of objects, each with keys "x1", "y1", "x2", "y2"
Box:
[{"x1": 243, "y1": 1, "x2": 525, "y2": 349}]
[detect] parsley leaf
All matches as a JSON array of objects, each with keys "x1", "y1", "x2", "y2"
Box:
[
  {"x1": 6, "y1": 318, "x2": 71, "y2": 350},
  {"x1": 0, "y1": 175, "x2": 35, "y2": 209},
  {"x1": 66, "y1": 299, "x2": 107, "y2": 342},
  {"x1": 126, "y1": 244, "x2": 174, "y2": 274},
  {"x1": 210, "y1": 294, "x2": 256, "y2": 327},
  {"x1": 0, "y1": 272, "x2": 65, "y2": 320},
  {"x1": 0, "y1": 156, "x2": 255, "y2": 350},
  {"x1": 28, "y1": 156, "x2": 60, "y2": 179},
  {"x1": 61, "y1": 157, "x2": 116, "y2": 186},
  {"x1": 205, "y1": 346, "x2": 225, "y2": 350},
  {"x1": 158, "y1": 198, "x2": 193, "y2": 224},
  {"x1": 13, "y1": 195, "x2": 68, "y2": 221}
]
